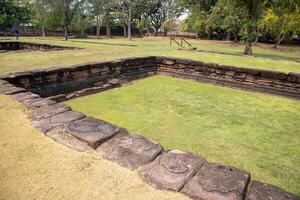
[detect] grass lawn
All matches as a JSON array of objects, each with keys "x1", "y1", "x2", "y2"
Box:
[
  {"x1": 66, "y1": 75, "x2": 300, "y2": 195},
  {"x1": 0, "y1": 36, "x2": 300, "y2": 75},
  {"x1": 0, "y1": 94, "x2": 187, "y2": 200}
]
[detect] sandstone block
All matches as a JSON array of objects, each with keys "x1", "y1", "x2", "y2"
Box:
[
  {"x1": 65, "y1": 117, "x2": 119, "y2": 149},
  {"x1": 23, "y1": 98, "x2": 56, "y2": 108},
  {"x1": 181, "y1": 163, "x2": 250, "y2": 200},
  {"x1": 139, "y1": 150, "x2": 206, "y2": 191},
  {"x1": 27, "y1": 103, "x2": 71, "y2": 121},
  {"x1": 33, "y1": 111, "x2": 85, "y2": 132},
  {"x1": 246, "y1": 181, "x2": 299, "y2": 200},
  {"x1": 97, "y1": 133, "x2": 163, "y2": 170}
]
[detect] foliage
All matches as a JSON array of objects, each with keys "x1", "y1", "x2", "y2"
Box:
[
  {"x1": 207, "y1": 0, "x2": 248, "y2": 38},
  {"x1": 0, "y1": 0, "x2": 32, "y2": 28},
  {"x1": 259, "y1": 1, "x2": 300, "y2": 47}
]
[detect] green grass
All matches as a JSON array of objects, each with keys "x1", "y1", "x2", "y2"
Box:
[
  {"x1": 0, "y1": 36, "x2": 300, "y2": 75},
  {"x1": 66, "y1": 75, "x2": 300, "y2": 195}
]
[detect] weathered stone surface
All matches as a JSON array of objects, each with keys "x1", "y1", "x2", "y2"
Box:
[
  {"x1": 0, "y1": 80, "x2": 8, "y2": 85},
  {"x1": 46, "y1": 128, "x2": 94, "y2": 153},
  {"x1": 246, "y1": 181, "x2": 300, "y2": 200},
  {"x1": 33, "y1": 111, "x2": 85, "y2": 132},
  {"x1": 107, "y1": 78, "x2": 120, "y2": 85},
  {"x1": 97, "y1": 133, "x2": 163, "y2": 170},
  {"x1": 181, "y1": 163, "x2": 250, "y2": 200},
  {"x1": 23, "y1": 97, "x2": 56, "y2": 108},
  {"x1": 139, "y1": 150, "x2": 206, "y2": 191},
  {"x1": 0, "y1": 84, "x2": 25, "y2": 95},
  {"x1": 65, "y1": 117, "x2": 119, "y2": 149},
  {"x1": 10, "y1": 92, "x2": 40, "y2": 102},
  {"x1": 27, "y1": 103, "x2": 71, "y2": 121}
]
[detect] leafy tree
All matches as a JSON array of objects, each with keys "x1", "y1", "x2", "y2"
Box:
[
  {"x1": 49, "y1": 0, "x2": 80, "y2": 40},
  {"x1": 182, "y1": 0, "x2": 217, "y2": 39},
  {"x1": 259, "y1": 1, "x2": 300, "y2": 48},
  {"x1": 239, "y1": 0, "x2": 268, "y2": 55},
  {"x1": 89, "y1": 0, "x2": 104, "y2": 38},
  {"x1": 0, "y1": 0, "x2": 32, "y2": 29},
  {"x1": 32, "y1": 0, "x2": 49, "y2": 37},
  {"x1": 207, "y1": 0, "x2": 248, "y2": 42}
]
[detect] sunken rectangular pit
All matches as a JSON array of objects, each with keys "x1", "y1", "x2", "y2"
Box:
[
  {"x1": 0, "y1": 41, "x2": 78, "y2": 51},
  {"x1": 0, "y1": 57, "x2": 299, "y2": 199},
  {"x1": 1, "y1": 56, "x2": 299, "y2": 101}
]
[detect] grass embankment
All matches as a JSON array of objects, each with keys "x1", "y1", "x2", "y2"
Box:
[
  {"x1": 0, "y1": 36, "x2": 299, "y2": 74},
  {"x1": 0, "y1": 94, "x2": 188, "y2": 200},
  {"x1": 67, "y1": 76, "x2": 300, "y2": 195}
]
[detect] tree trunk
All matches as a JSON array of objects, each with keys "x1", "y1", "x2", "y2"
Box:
[
  {"x1": 64, "y1": 23, "x2": 68, "y2": 40},
  {"x1": 233, "y1": 32, "x2": 238, "y2": 43},
  {"x1": 244, "y1": 41, "x2": 252, "y2": 55},
  {"x1": 226, "y1": 31, "x2": 231, "y2": 41},
  {"x1": 96, "y1": 15, "x2": 100, "y2": 39},
  {"x1": 123, "y1": 22, "x2": 127, "y2": 37},
  {"x1": 128, "y1": 7, "x2": 132, "y2": 41},
  {"x1": 243, "y1": 0, "x2": 256, "y2": 56},
  {"x1": 41, "y1": 24, "x2": 46, "y2": 38},
  {"x1": 207, "y1": 30, "x2": 212, "y2": 40},
  {"x1": 164, "y1": 29, "x2": 168, "y2": 37},
  {"x1": 274, "y1": 33, "x2": 286, "y2": 48},
  {"x1": 80, "y1": 17, "x2": 84, "y2": 36}
]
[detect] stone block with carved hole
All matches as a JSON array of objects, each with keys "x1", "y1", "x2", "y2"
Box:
[
  {"x1": 27, "y1": 103, "x2": 71, "y2": 121},
  {"x1": 246, "y1": 181, "x2": 300, "y2": 200},
  {"x1": 65, "y1": 117, "x2": 120, "y2": 149},
  {"x1": 23, "y1": 97, "x2": 56, "y2": 108},
  {"x1": 139, "y1": 150, "x2": 207, "y2": 191},
  {"x1": 96, "y1": 133, "x2": 163, "y2": 170},
  {"x1": 10, "y1": 92, "x2": 40, "y2": 102},
  {"x1": 33, "y1": 111, "x2": 85, "y2": 133},
  {"x1": 181, "y1": 163, "x2": 250, "y2": 200}
]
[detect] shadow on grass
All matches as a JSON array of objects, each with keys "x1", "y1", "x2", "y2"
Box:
[
  {"x1": 71, "y1": 40, "x2": 137, "y2": 47},
  {"x1": 187, "y1": 48, "x2": 300, "y2": 63}
]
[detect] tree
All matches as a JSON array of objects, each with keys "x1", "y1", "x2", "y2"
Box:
[
  {"x1": 89, "y1": 0, "x2": 104, "y2": 38},
  {"x1": 182, "y1": 0, "x2": 217, "y2": 39},
  {"x1": 50, "y1": 0, "x2": 80, "y2": 40},
  {"x1": 32, "y1": 0, "x2": 49, "y2": 37},
  {"x1": 259, "y1": 1, "x2": 300, "y2": 48},
  {"x1": 207, "y1": 0, "x2": 248, "y2": 42},
  {"x1": 0, "y1": 0, "x2": 32, "y2": 29},
  {"x1": 148, "y1": 0, "x2": 182, "y2": 34},
  {"x1": 239, "y1": 0, "x2": 268, "y2": 55}
]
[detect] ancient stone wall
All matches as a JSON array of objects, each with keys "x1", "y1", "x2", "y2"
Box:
[
  {"x1": 157, "y1": 57, "x2": 300, "y2": 99},
  {"x1": 2, "y1": 57, "x2": 158, "y2": 101},
  {"x1": 1, "y1": 56, "x2": 300, "y2": 199},
  {"x1": 2, "y1": 56, "x2": 299, "y2": 100},
  {"x1": 0, "y1": 41, "x2": 78, "y2": 51}
]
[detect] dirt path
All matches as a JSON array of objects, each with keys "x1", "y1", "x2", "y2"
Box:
[{"x1": 0, "y1": 95, "x2": 189, "y2": 200}]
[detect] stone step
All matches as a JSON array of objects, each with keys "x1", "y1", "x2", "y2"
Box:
[
  {"x1": 139, "y1": 150, "x2": 207, "y2": 192},
  {"x1": 181, "y1": 163, "x2": 250, "y2": 200},
  {"x1": 65, "y1": 117, "x2": 120, "y2": 149},
  {"x1": 97, "y1": 133, "x2": 163, "y2": 170}
]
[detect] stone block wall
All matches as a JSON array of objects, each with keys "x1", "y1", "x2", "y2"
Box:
[
  {"x1": 156, "y1": 57, "x2": 300, "y2": 99},
  {"x1": 2, "y1": 56, "x2": 299, "y2": 100},
  {"x1": 2, "y1": 57, "x2": 158, "y2": 100},
  {"x1": 0, "y1": 41, "x2": 78, "y2": 51}
]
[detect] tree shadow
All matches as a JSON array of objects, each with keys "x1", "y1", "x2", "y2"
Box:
[
  {"x1": 189, "y1": 49, "x2": 300, "y2": 63},
  {"x1": 71, "y1": 40, "x2": 137, "y2": 47}
]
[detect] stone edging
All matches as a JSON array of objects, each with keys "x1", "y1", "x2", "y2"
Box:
[
  {"x1": 1, "y1": 56, "x2": 299, "y2": 100},
  {"x1": 0, "y1": 65, "x2": 299, "y2": 200},
  {"x1": 0, "y1": 41, "x2": 79, "y2": 51}
]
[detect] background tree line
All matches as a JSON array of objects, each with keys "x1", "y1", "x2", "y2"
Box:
[{"x1": 1, "y1": 0, "x2": 300, "y2": 55}]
